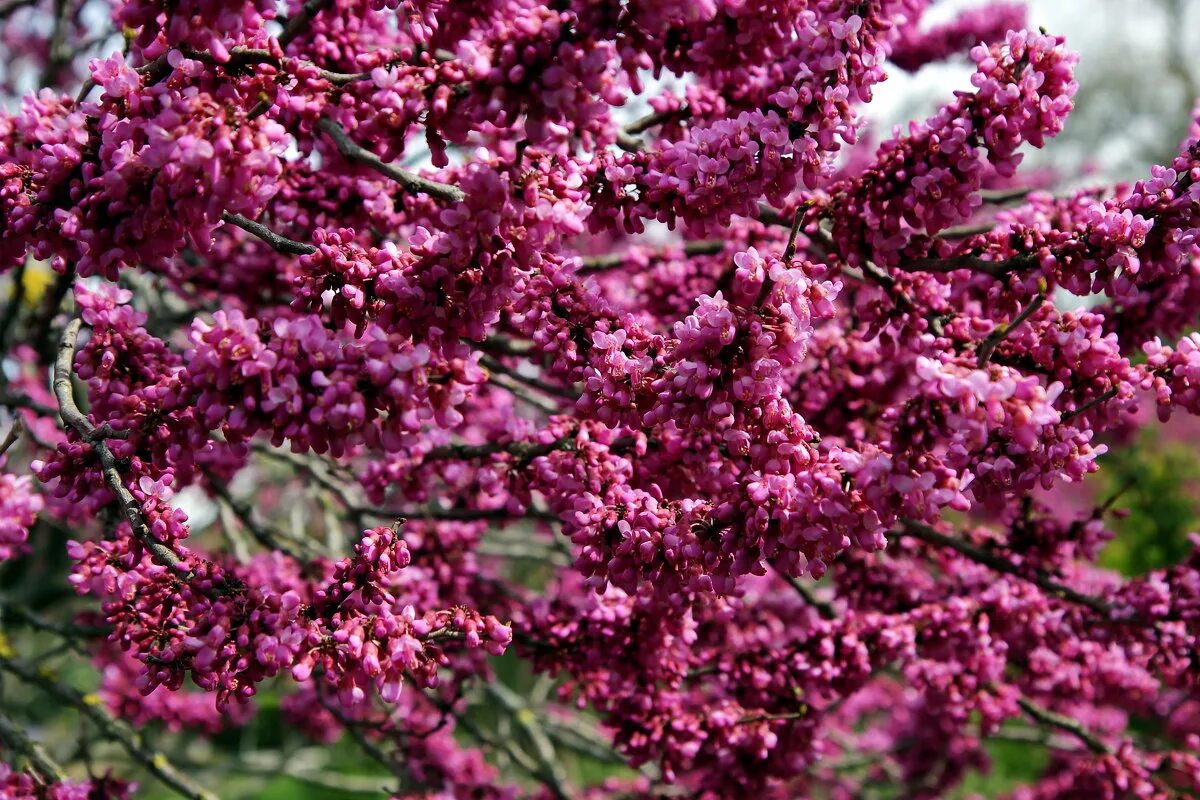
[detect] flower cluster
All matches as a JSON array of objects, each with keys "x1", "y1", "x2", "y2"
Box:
[
  {"x1": 2, "y1": 53, "x2": 285, "y2": 279},
  {"x1": 69, "y1": 526, "x2": 510, "y2": 708},
  {"x1": 827, "y1": 29, "x2": 1079, "y2": 266},
  {"x1": 0, "y1": 764, "x2": 133, "y2": 800},
  {"x1": 0, "y1": 468, "x2": 43, "y2": 562},
  {"x1": 2, "y1": 2, "x2": 1200, "y2": 799},
  {"x1": 889, "y1": 2, "x2": 1026, "y2": 72}
]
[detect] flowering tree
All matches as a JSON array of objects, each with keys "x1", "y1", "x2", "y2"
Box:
[{"x1": 0, "y1": 0, "x2": 1199, "y2": 797}]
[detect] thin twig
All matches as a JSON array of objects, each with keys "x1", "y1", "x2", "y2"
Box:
[
  {"x1": 221, "y1": 213, "x2": 317, "y2": 255},
  {"x1": 614, "y1": 106, "x2": 692, "y2": 153},
  {"x1": 937, "y1": 220, "x2": 997, "y2": 240},
  {"x1": 479, "y1": 355, "x2": 575, "y2": 400},
  {"x1": 1060, "y1": 388, "x2": 1119, "y2": 423},
  {"x1": 899, "y1": 252, "x2": 1038, "y2": 277},
  {"x1": 782, "y1": 207, "x2": 806, "y2": 262},
  {"x1": 207, "y1": 479, "x2": 307, "y2": 562},
  {"x1": 775, "y1": 569, "x2": 836, "y2": 620},
  {"x1": 980, "y1": 186, "x2": 1033, "y2": 205},
  {"x1": 0, "y1": 710, "x2": 68, "y2": 782},
  {"x1": 577, "y1": 239, "x2": 725, "y2": 275},
  {"x1": 482, "y1": 683, "x2": 572, "y2": 798},
  {"x1": 899, "y1": 520, "x2": 1112, "y2": 616},
  {"x1": 1016, "y1": 697, "x2": 1111, "y2": 755},
  {"x1": 0, "y1": 419, "x2": 22, "y2": 457},
  {"x1": 0, "y1": 258, "x2": 27, "y2": 354},
  {"x1": 278, "y1": 0, "x2": 333, "y2": 49},
  {"x1": 977, "y1": 293, "x2": 1045, "y2": 367},
  {"x1": 184, "y1": 46, "x2": 370, "y2": 86}
]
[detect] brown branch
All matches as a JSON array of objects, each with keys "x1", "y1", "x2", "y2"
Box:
[
  {"x1": 278, "y1": 0, "x2": 333, "y2": 49},
  {"x1": 221, "y1": 212, "x2": 317, "y2": 255},
  {"x1": 0, "y1": 654, "x2": 218, "y2": 800},
  {"x1": 577, "y1": 239, "x2": 726, "y2": 275},
  {"x1": 316, "y1": 118, "x2": 466, "y2": 203},
  {"x1": 775, "y1": 569, "x2": 836, "y2": 621},
  {"x1": 614, "y1": 106, "x2": 692, "y2": 153},
  {"x1": 899, "y1": 520, "x2": 1113, "y2": 616},
  {"x1": 1060, "y1": 388, "x2": 1119, "y2": 423},
  {"x1": 0, "y1": 419, "x2": 22, "y2": 457},
  {"x1": 977, "y1": 293, "x2": 1045, "y2": 367},
  {"x1": 53, "y1": 319, "x2": 184, "y2": 570},
  {"x1": 0, "y1": 710, "x2": 67, "y2": 783},
  {"x1": 899, "y1": 252, "x2": 1038, "y2": 277},
  {"x1": 1016, "y1": 697, "x2": 1112, "y2": 755}
]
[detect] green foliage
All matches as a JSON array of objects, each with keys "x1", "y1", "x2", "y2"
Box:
[
  {"x1": 952, "y1": 738, "x2": 1051, "y2": 798},
  {"x1": 1095, "y1": 427, "x2": 1200, "y2": 575}
]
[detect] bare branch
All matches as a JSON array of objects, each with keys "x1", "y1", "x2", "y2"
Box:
[
  {"x1": 977, "y1": 293, "x2": 1046, "y2": 368},
  {"x1": 0, "y1": 710, "x2": 68, "y2": 783},
  {"x1": 899, "y1": 520, "x2": 1112, "y2": 616},
  {"x1": 0, "y1": 654, "x2": 219, "y2": 800},
  {"x1": 221, "y1": 212, "x2": 317, "y2": 255},
  {"x1": 316, "y1": 118, "x2": 466, "y2": 204},
  {"x1": 899, "y1": 252, "x2": 1038, "y2": 277},
  {"x1": 278, "y1": 0, "x2": 334, "y2": 49},
  {"x1": 0, "y1": 419, "x2": 22, "y2": 457},
  {"x1": 578, "y1": 239, "x2": 726, "y2": 275},
  {"x1": 1016, "y1": 697, "x2": 1112, "y2": 755}
]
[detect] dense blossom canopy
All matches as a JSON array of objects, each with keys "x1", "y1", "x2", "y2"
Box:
[{"x1": 0, "y1": 1, "x2": 1199, "y2": 798}]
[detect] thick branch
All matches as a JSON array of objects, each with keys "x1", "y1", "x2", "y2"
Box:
[
  {"x1": 53, "y1": 319, "x2": 185, "y2": 570},
  {"x1": 316, "y1": 118, "x2": 466, "y2": 203}
]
